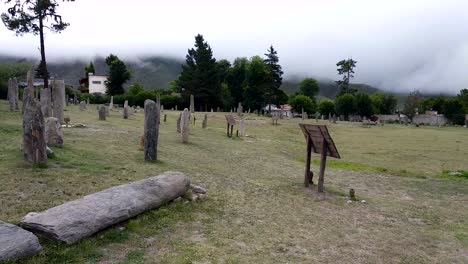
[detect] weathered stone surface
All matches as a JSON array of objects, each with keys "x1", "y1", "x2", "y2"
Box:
[
  {"x1": 7, "y1": 78, "x2": 18, "y2": 111},
  {"x1": 177, "y1": 112, "x2": 182, "y2": 133},
  {"x1": 239, "y1": 118, "x2": 245, "y2": 136},
  {"x1": 0, "y1": 221, "x2": 42, "y2": 261},
  {"x1": 181, "y1": 108, "x2": 190, "y2": 143},
  {"x1": 190, "y1": 184, "x2": 207, "y2": 194},
  {"x1": 79, "y1": 101, "x2": 86, "y2": 111},
  {"x1": 23, "y1": 73, "x2": 47, "y2": 165},
  {"x1": 237, "y1": 102, "x2": 243, "y2": 116},
  {"x1": 144, "y1": 99, "x2": 160, "y2": 161},
  {"x1": 22, "y1": 71, "x2": 34, "y2": 114},
  {"x1": 20, "y1": 172, "x2": 190, "y2": 244},
  {"x1": 40, "y1": 88, "x2": 52, "y2": 118},
  {"x1": 99, "y1": 106, "x2": 106, "y2": 120},
  {"x1": 202, "y1": 114, "x2": 207, "y2": 129},
  {"x1": 52, "y1": 80, "x2": 65, "y2": 124},
  {"x1": 109, "y1": 96, "x2": 114, "y2": 110},
  {"x1": 123, "y1": 106, "x2": 129, "y2": 119},
  {"x1": 190, "y1": 94, "x2": 194, "y2": 113},
  {"x1": 45, "y1": 117, "x2": 64, "y2": 147}
]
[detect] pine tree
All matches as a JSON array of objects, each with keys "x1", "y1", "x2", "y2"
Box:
[
  {"x1": 176, "y1": 34, "x2": 222, "y2": 109},
  {"x1": 336, "y1": 58, "x2": 358, "y2": 96},
  {"x1": 2, "y1": 0, "x2": 73, "y2": 89},
  {"x1": 264, "y1": 45, "x2": 284, "y2": 105}
]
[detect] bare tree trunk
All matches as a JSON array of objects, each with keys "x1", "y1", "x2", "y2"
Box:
[{"x1": 39, "y1": 16, "x2": 49, "y2": 90}]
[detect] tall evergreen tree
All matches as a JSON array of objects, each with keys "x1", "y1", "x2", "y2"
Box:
[
  {"x1": 244, "y1": 56, "x2": 270, "y2": 111},
  {"x1": 227, "y1": 57, "x2": 249, "y2": 106},
  {"x1": 2, "y1": 0, "x2": 73, "y2": 89},
  {"x1": 105, "y1": 54, "x2": 131, "y2": 95},
  {"x1": 264, "y1": 45, "x2": 283, "y2": 105},
  {"x1": 176, "y1": 34, "x2": 222, "y2": 109},
  {"x1": 336, "y1": 58, "x2": 357, "y2": 96}
]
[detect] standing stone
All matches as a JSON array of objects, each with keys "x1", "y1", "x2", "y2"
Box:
[
  {"x1": 239, "y1": 118, "x2": 246, "y2": 136},
  {"x1": 73, "y1": 93, "x2": 77, "y2": 105},
  {"x1": 177, "y1": 112, "x2": 182, "y2": 133},
  {"x1": 164, "y1": 114, "x2": 167, "y2": 122},
  {"x1": 65, "y1": 94, "x2": 69, "y2": 106},
  {"x1": 237, "y1": 102, "x2": 243, "y2": 116},
  {"x1": 216, "y1": 107, "x2": 220, "y2": 112},
  {"x1": 105, "y1": 106, "x2": 109, "y2": 117},
  {"x1": 181, "y1": 108, "x2": 190, "y2": 143},
  {"x1": 302, "y1": 112, "x2": 307, "y2": 120},
  {"x1": 156, "y1": 94, "x2": 161, "y2": 110},
  {"x1": 123, "y1": 106, "x2": 129, "y2": 119},
  {"x1": 211, "y1": 108, "x2": 214, "y2": 113},
  {"x1": 202, "y1": 114, "x2": 207, "y2": 129},
  {"x1": 45, "y1": 117, "x2": 64, "y2": 147},
  {"x1": 79, "y1": 101, "x2": 86, "y2": 111},
  {"x1": 175, "y1": 105, "x2": 178, "y2": 111},
  {"x1": 86, "y1": 98, "x2": 90, "y2": 105},
  {"x1": 99, "y1": 106, "x2": 106, "y2": 120},
  {"x1": 144, "y1": 99, "x2": 160, "y2": 161},
  {"x1": 52, "y1": 80, "x2": 65, "y2": 124},
  {"x1": 7, "y1": 78, "x2": 18, "y2": 111},
  {"x1": 109, "y1": 96, "x2": 114, "y2": 110},
  {"x1": 0, "y1": 221, "x2": 42, "y2": 261},
  {"x1": 22, "y1": 71, "x2": 34, "y2": 114},
  {"x1": 333, "y1": 114, "x2": 337, "y2": 124},
  {"x1": 328, "y1": 112, "x2": 332, "y2": 122},
  {"x1": 23, "y1": 81, "x2": 47, "y2": 165},
  {"x1": 161, "y1": 105, "x2": 164, "y2": 112},
  {"x1": 190, "y1": 94, "x2": 194, "y2": 113}
]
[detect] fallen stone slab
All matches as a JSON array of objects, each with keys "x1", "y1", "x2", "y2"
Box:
[
  {"x1": 21, "y1": 171, "x2": 190, "y2": 244},
  {"x1": 0, "y1": 221, "x2": 42, "y2": 261}
]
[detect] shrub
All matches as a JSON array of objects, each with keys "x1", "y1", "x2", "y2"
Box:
[{"x1": 289, "y1": 94, "x2": 316, "y2": 114}]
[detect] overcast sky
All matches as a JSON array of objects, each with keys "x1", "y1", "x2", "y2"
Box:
[{"x1": 1, "y1": 0, "x2": 467, "y2": 94}]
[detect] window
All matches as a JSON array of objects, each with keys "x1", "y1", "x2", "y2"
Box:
[{"x1": 92, "y1": 81, "x2": 102, "y2": 85}]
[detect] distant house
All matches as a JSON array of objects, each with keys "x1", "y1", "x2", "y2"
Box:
[
  {"x1": 262, "y1": 104, "x2": 293, "y2": 118},
  {"x1": 88, "y1": 73, "x2": 108, "y2": 94}
]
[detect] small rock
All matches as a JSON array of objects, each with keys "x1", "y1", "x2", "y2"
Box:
[
  {"x1": 190, "y1": 184, "x2": 207, "y2": 194},
  {"x1": 118, "y1": 227, "x2": 125, "y2": 231},
  {"x1": 361, "y1": 200, "x2": 367, "y2": 203},
  {"x1": 448, "y1": 171, "x2": 462, "y2": 176},
  {"x1": 346, "y1": 200, "x2": 352, "y2": 204},
  {"x1": 46, "y1": 146, "x2": 55, "y2": 158}
]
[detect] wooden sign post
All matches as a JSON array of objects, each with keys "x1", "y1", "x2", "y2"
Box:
[
  {"x1": 299, "y1": 124, "x2": 341, "y2": 192},
  {"x1": 225, "y1": 114, "x2": 236, "y2": 137}
]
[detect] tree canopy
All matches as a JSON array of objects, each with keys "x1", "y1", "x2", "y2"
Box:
[
  {"x1": 336, "y1": 58, "x2": 358, "y2": 96},
  {"x1": 105, "y1": 54, "x2": 131, "y2": 95},
  {"x1": 299, "y1": 78, "x2": 319, "y2": 99}
]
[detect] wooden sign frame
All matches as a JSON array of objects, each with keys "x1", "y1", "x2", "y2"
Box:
[
  {"x1": 299, "y1": 124, "x2": 341, "y2": 192},
  {"x1": 225, "y1": 115, "x2": 236, "y2": 137}
]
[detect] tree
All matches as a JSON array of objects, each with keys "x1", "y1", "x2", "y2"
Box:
[
  {"x1": 318, "y1": 99, "x2": 335, "y2": 117},
  {"x1": 2, "y1": 0, "x2": 73, "y2": 89},
  {"x1": 355, "y1": 93, "x2": 373, "y2": 118},
  {"x1": 85, "y1": 62, "x2": 95, "y2": 78},
  {"x1": 176, "y1": 34, "x2": 222, "y2": 110},
  {"x1": 457, "y1": 89, "x2": 468, "y2": 113},
  {"x1": 243, "y1": 56, "x2": 271, "y2": 111},
  {"x1": 403, "y1": 90, "x2": 422, "y2": 123},
  {"x1": 264, "y1": 45, "x2": 283, "y2": 105},
  {"x1": 299, "y1": 78, "x2": 319, "y2": 99},
  {"x1": 335, "y1": 94, "x2": 356, "y2": 120},
  {"x1": 127, "y1": 83, "x2": 144, "y2": 96},
  {"x1": 420, "y1": 96, "x2": 446, "y2": 113},
  {"x1": 371, "y1": 93, "x2": 398, "y2": 114},
  {"x1": 289, "y1": 94, "x2": 316, "y2": 114},
  {"x1": 442, "y1": 98, "x2": 465, "y2": 125},
  {"x1": 336, "y1": 58, "x2": 357, "y2": 96},
  {"x1": 227, "y1": 57, "x2": 249, "y2": 106},
  {"x1": 105, "y1": 54, "x2": 131, "y2": 95}
]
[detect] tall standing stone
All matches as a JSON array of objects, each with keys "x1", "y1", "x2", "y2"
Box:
[
  {"x1": 23, "y1": 73, "x2": 47, "y2": 165},
  {"x1": 52, "y1": 80, "x2": 65, "y2": 124},
  {"x1": 65, "y1": 94, "x2": 69, "y2": 106},
  {"x1": 144, "y1": 99, "x2": 160, "y2": 161},
  {"x1": 7, "y1": 78, "x2": 18, "y2": 111},
  {"x1": 109, "y1": 96, "x2": 114, "y2": 110},
  {"x1": 237, "y1": 102, "x2": 243, "y2": 116},
  {"x1": 79, "y1": 101, "x2": 86, "y2": 111},
  {"x1": 73, "y1": 93, "x2": 77, "y2": 105},
  {"x1": 99, "y1": 106, "x2": 106, "y2": 120},
  {"x1": 156, "y1": 94, "x2": 161, "y2": 110},
  {"x1": 329, "y1": 112, "x2": 332, "y2": 122},
  {"x1": 181, "y1": 108, "x2": 190, "y2": 143},
  {"x1": 22, "y1": 71, "x2": 34, "y2": 114},
  {"x1": 189, "y1": 94, "x2": 194, "y2": 113},
  {"x1": 202, "y1": 114, "x2": 207, "y2": 129},
  {"x1": 239, "y1": 118, "x2": 246, "y2": 136},
  {"x1": 86, "y1": 98, "x2": 90, "y2": 105},
  {"x1": 123, "y1": 106, "x2": 129, "y2": 119},
  {"x1": 177, "y1": 112, "x2": 182, "y2": 133},
  {"x1": 45, "y1": 117, "x2": 64, "y2": 147}
]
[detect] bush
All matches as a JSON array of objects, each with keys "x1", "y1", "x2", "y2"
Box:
[
  {"x1": 335, "y1": 94, "x2": 356, "y2": 120},
  {"x1": 318, "y1": 99, "x2": 335, "y2": 117},
  {"x1": 289, "y1": 94, "x2": 316, "y2": 114}
]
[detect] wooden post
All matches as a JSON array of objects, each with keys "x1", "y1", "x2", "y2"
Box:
[
  {"x1": 318, "y1": 140, "x2": 328, "y2": 192},
  {"x1": 304, "y1": 137, "x2": 312, "y2": 187}
]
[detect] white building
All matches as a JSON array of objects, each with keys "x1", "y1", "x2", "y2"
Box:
[{"x1": 88, "y1": 73, "x2": 108, "y2": 94}]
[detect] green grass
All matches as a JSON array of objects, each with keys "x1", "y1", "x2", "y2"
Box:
[{"x1": 1, "y1": 100, "x2": 467, "y2": 263}]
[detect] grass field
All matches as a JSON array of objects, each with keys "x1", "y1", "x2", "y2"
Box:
[{"x1": 0, "y1": 100, "x2": 467, "y2": 264}]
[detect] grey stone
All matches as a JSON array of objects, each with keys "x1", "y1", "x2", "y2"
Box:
[
  {"x1": 181, "y1": 108, "x2": 190, "y2": 143},
  {"x1": 23, "y1": 72, "x2": 47, "y2": 165},
  {"x1": 144, "y1": 99, "x2": 160, "y2": 161},
  {"x1": 190, "y1": 184, "x2": 207, "y2": 194},
  {"x1": 20, "y1": 171, "x2": 190, "y2": 244},
  {"x1": 109, "y1": 96, "x2": 114, "y2": 110},
  {"x1": 123, "y1": 106, "x2": 129, "y2": 119},
  {"x1": 237, "y1": 102, "x2": 243, "y2": 116},
  {"x1": 239, "y1": 118, "x2": 245, "y2": 136},
  {"x1": 190, "y1": 94, "x2": 194, "y2": 113},
  {"x1": 202, "y1": 114, "x2": 207, "y2": 129},
  {"x1": 99, "y1": 106, "x2": 106, "y2": 120},
  {"x1": 45, "y1": 117, "x2": 64, "y2": 147},
  {"x1": 7, "y1": 78, "x2": 18, "y2": 111},
  {"x1": 52, "y1": 80, "x2": 65, "y2": 124},
  {"x1": 79, "y1": 101, "x2": 86, "y2": 111},
  {"x1": 0, "y1": 221, "x2": 42, "y2": 261}
]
